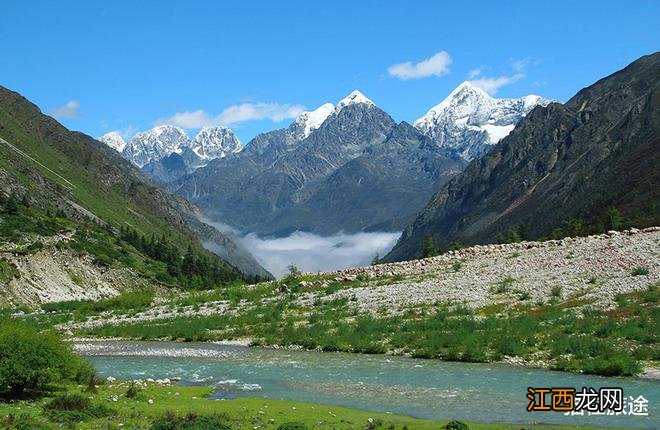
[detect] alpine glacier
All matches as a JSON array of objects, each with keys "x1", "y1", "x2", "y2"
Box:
[{"x1": 414, "y1": 81, "x2": 550, "y2": 161}]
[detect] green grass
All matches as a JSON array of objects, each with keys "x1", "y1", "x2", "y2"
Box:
[
  {"x1": 41, "y1": 290, "x2": 154, "y2": 317},
  {"x1": 0, "y1": 382, "x2": 633, "y2": 430}
]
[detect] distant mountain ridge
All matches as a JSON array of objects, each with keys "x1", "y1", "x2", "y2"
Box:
[
  {"x1": 98, "y1": 125, "x2": 243, "y2": 182},
  {"x1": 386, "y1": 53, "x2": 660, "y2": 261}
]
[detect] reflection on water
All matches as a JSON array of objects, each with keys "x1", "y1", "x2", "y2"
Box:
[{"x1": 79, "y1": 340, "x2": 659, "y2": 427}]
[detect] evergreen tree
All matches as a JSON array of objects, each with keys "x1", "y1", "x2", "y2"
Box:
[
  {"x1": 606, "y1": 207, "x2": 623, "y2": 231},
  {"x1": 182, "y1": 245, "x2": 196, "y2": 277},
  {"x1": 4, "y1": 193, "x2": 19, "y2": 215},
  {"x1": 421, "y1": 235, "x2": 439, "y2": 258}
]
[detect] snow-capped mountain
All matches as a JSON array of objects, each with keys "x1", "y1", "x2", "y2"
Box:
[
  {"x1": 414, "y1": 81, "x2": 550, "y2": 161},
  {"x1": 99, "y1": 124, "x2": 243, "y2": 172},
  {"x1": 287, "y1": 91, "x2": 376, "y2": 141},
  {"x1": 335, "y1": 90, "x2": 375, "y2": 112},
  {"x1": 290, "y1": 103, "x2": 334, "y2": 139},
  {"x1": 192, "y1": 127, "x2": 243, "y2": 160},
  {"x1": 98, "y1": 131, "x2": 127, "y2": 152},
  {"x1": 122, "y1": 125, "x2": 191, "y2": 168}
]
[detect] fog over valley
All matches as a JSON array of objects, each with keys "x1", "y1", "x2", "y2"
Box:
[{"x1": 240, "y1": 231, "x2": 401, "y2": 278}]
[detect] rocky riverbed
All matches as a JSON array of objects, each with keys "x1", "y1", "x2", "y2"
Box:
[{"x1": 56, "y1": 227, "x2": 659, "y2": 333}]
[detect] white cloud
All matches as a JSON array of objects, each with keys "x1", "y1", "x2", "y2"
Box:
[
  {"x1": 49, "y1": 100, "x2": 80, "y2": 119},
  {"x1": 388, "y1": 51, "x2": 452, "y2": 80},
  {"x1": 155, "y1": 102, "x2": 306, "y2": 129},
  {"x1": 240, "y1": 231, "x2": 401, "y2": 278},
  {"x1": 469, "y1": 73, "x2": 525, "y2": 95},
  {"x1": 468, "y1": 68, "x2": 482, "y2": 79},
  {"x1": 511, "y1": 58, "x2": 529, "y2": 72},
  {"x1": 468, "y1": 59, "x2": 531, "y2": 95}
]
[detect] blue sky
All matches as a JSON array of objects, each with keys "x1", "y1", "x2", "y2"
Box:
[{"x1": 2, "y1": 1, "x2": 658, "y2": 143}]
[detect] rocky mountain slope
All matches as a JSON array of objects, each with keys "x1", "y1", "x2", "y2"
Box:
[
  {"x1": 386, "y1": 53, "x2": 660, "y2": 261},
  {"x1": 172, "y1": 91, "x2": 466, "y2": 236},
  {"x1": 0, "y1": 86, "x2": 271, "y2": 285},
  {"x1": 414, "y1": 81, "x2": 549, "y2": 161}
]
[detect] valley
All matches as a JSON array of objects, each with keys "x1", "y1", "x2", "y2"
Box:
[{"x1": 0, "y1": 12, "x2": 657, "y2": 426}]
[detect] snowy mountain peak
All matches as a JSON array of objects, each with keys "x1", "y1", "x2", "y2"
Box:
[
  {"x1": 414, "y1": 82, "x2": 550, "y2": 161},
  {"x1": 125, "y1": 125, "x2": 191, "y2": 167},
  {"x1": 98, "y1": 131, "x2": 127, "y2": 153},
  {"x1": 335, "y1": 90, "x2": 375, "y2": 112},
  {"x1": 421, "y1": 81, "x2": 494, "y2": 121},
  {"x1": 192, "y1": 126, "x2": 243, "y2": 160},
  {"x1": 292, "y1": 102, "x2": 334, "y2": 139}
]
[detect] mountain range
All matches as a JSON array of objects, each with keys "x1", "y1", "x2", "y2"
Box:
[
  {"x1": 385, "y1": 52, "x2": 660, "y2": 261},
  {"x1": 169, "y1": 91, "x2": 463, "y2": 236},
  {"x1": 130, "y1": 86, "x2": 543, "y2": 237}
]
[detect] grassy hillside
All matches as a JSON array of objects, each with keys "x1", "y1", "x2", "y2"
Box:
[{"x1": 0, "y1": 86, "x2": 268, "y2": 299}]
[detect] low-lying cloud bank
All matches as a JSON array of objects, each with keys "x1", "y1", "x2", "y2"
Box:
[{"x1": 240, "y1": 231, "x2": 401, "y2": 278}]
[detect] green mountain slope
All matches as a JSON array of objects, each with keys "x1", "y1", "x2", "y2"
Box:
[
  {"x1": 0, "y1": 86, "x2": 272, "y2": 295},
  {"x1": 385, "y1": 52, "x2": 660, "y2": 261}
]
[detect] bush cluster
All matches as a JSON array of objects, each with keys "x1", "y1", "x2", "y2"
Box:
[{"x1": 0, "y1": 319, "x2": 93, "y2": 397}]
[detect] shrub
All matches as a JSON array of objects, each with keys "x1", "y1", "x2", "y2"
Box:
[
  {"x1": 493, "y1": 277, "x2": 514, "y2": 294},
  {"x1": 0, "y1": 319, "x2": 89, "y2": 397},
  {"x1": 126, "y1": 381, "x2": 140, "y2": 398},
  {"x1": 0, "y1": 413, "x2": 51, "y2": 430},
  {"x1": 452, "y1": 262, "x2": 462, "y2": 272},
  {"x1": 445, "y1": 420, "x2": 469, "y2": 430},
  {"x1": 0, "y1": 259, "x2": 19, "y2": 284},
  {"x1": 580, "y1": 354, "x2": 641, "y2": 377},
  {"x1": 631, "y1": 266, "x2": 649, "y2": 276},
  {"x1": 277, "y1": 423, "x2": 309, "y2": 430},
  {"x1": 551, "y1": 285, "x2": 563, "y2": 298},
  {"x1": 614, "y1": 294, "x2": 629, "y2": 308},
  {"x1": 151, "y1": 412, "x2": 232, "y2": 430},
  {"x1": 44, "y1": 393, "x2": 114, "y2": 424}
]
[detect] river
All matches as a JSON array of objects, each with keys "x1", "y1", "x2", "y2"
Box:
[{"x1": 76, "y1": 340, "x2": 659, "y2": 428}]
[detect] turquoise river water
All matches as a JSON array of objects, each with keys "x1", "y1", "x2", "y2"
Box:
[{"x1": 78, "y1": 341, "x2": 659, "y2": 428}]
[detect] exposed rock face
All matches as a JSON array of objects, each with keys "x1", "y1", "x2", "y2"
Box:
[
  {"x1": 172, "y1": 92, "x2": 466, "y2": 236},
  {"x1": 386, "y1": 53, "x2": 660, "y2": 261},
  {"x1": 0, "y1": 247, "x2": 155, "y2": 306}
]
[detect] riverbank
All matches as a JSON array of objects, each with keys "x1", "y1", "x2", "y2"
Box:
[
  {"x1": 68, "y1": 336, "x2": 660, "y2": 381},
  {"x1": 0, "y1": 379, "x2": 639, "y2": 430}
]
